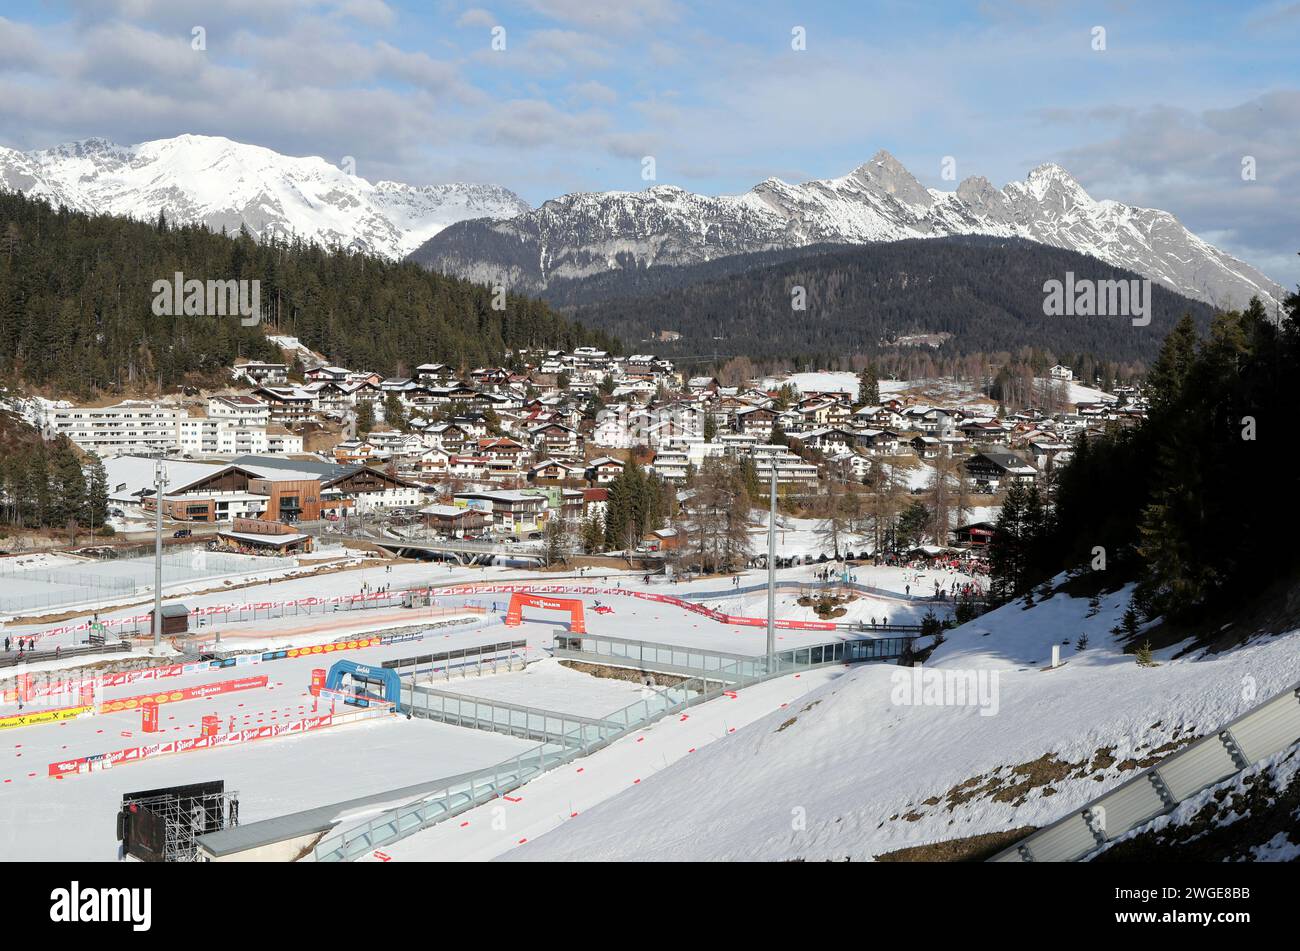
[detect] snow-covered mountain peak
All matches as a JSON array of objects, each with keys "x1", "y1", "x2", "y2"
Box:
[
  {"x1": 3, "y1": 133, "x2": 1284, "y2": 312},
  {"x1": 1020, "y1": 162, "x2": 1093, "y2": 204},
  {"x1": 643, "y1": 183, "x2": 693, "y2": 199},
  {"x1": 0, "y1": 133, "x2": 530, "y2": 259},
  {"x1": 840, "y1": 149, "x2": 934, "y2": 208},
  {"x1": 411, "y1": 151, "x2": 1286, "y2": 311}
]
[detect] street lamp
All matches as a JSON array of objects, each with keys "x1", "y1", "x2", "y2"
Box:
[
  {"x1": 152, "y1": 457, "x2": 167, "y2": 651},
  {"x1": 766, "y1": 465, "x2": 776, "y2": 674}
]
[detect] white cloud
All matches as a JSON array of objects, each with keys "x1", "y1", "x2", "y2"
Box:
[
  {"x1": 521, "y1": 0, "x2": 682, "y2": 34},
  {"x1": 456, "y1": 8, "x2": 498, "y2": 29},
  {"x1": 568, "y1": 79, "x2": 617, "y2": 105}
]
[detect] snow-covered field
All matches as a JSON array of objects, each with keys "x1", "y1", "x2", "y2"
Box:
[
  {"x1": 0, "y1": 629, "x2": 545, "y2": 860},
  {"x1": 425, "y1": 659, "x2": 650, "y2": 718},
  {"x1": 0, "y1": 715, "x2": 536, "y2": 861},
  {"x1": 20, "y1": 554, "x2": 1260, "y2": 864},
  {"x1": 1059, "y1": 379, "x2": 1117, "y2": 405},
  {"x1": 0, "y1": 549, "x2": 297, "y2": 615},
  {"x1": 367, "y1": 666, "x2": 846, "y2": 862},
  {"x1": 2, "y1": 559, "x2": 932, "y2": 860},
  {"x1": 484, "y1": 586, "x2": 1300, "y2": 862}
]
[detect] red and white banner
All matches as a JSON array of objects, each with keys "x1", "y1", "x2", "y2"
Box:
[
  {"x1": 98, "y1": 675, "x2": 268, "y2": 714},
  {"x1": 48, "y1": 711, "x2": 347, "y2": 777},
  {"x1": 19, "y1": 578, "x2": 838, "y2": 649},
  {"x1": 437, "y1": 583, "x2": 838, "y2": 631}
]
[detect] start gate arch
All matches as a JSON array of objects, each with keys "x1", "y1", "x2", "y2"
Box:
[
  {"x1": 324, "y1": 660, "x2": 403, "y2": 713},
  {"x1": 503, "y1": 593, "x2": 586, "y2": 633}
]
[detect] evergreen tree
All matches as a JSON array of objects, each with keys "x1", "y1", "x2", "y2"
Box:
[
  {"x1": 1135, "y1": 641, "x2": 1156, "y2": 667},
  {"x1": 47, "y1": 438, "x2": 86, "y2": 528},
  {"x1": 1145, "y1": 313, "x2": 1199, "y2": 413},
  {"x1": 857, "y1": 363, "x2": 880, "y2": 406},
  {"x1": 988, "y1": 482, "x2": 1027, "y2": 603},
  {"x1": 543, "y1": 518, "x2": 569, "y2": 566},
  {"x1": 738, "y1": 455, "x2": 762, "y2": 503},
  {"x1": 895, "y1": 499, "x2": 930, "y2": 549},
  {"x1": 85, "y1": 452, "x2": 109, "y2": 537},
  {"x1": 581, "y1": 512, "x2": 605, "y2": 553},
  {"x1": 356, "y1": 400, "x2": 375, "y2": 435},
  {"x1": 382, "y1": 393, "x2": 408, "y2": 430},
  {"x1": 0, "y1": 190, "x2": 617, "y2": 395}
]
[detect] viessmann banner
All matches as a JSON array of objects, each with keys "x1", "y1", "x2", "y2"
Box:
[{"x1": 98, "y1": 675, "x2": 268, "y2": 713}]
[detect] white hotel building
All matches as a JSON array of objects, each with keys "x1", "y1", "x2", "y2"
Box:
[
  {"x1": 43, "y1": 401, "x2": 182, "y2": 456},
  {"x1": 44, "y1": 398, "x2": 292, "y2": 458}
]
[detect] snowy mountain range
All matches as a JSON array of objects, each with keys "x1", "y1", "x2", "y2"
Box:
[
  {"x1": 0, "y1": 135, "x2": 1284, "y2": 312},
  {"x1": 0, "y1": 134, "x2": 529, "y2": 259},
  {"x1": 411, "y1": 150, "x2": 1287, "y2": 311}
]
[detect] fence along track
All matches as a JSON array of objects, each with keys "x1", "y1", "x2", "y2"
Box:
[
  {"x1": 988, "y1": 679, "x2": 1300, "y2": 862},
  {"x1": 309, "y1": 637, "x2": 868, "y2": 862}
]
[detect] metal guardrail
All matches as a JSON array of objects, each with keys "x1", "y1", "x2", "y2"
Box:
[
  {"x1": 989, "y1": 679, "x2": 1300, "y2": 862},
  {"x1": 383, "y1": 639, "x2": 527, "y2": 680},
  {"x1": 676, "y1": 578, "x2": 972, "y2": 607},
  {"x1": 183, "y1": 597, "x2": 477, "y2": 634},
  {"x1": 325, "y1": 525, "x2": 545, "y2": 557},
  {"x1": 554, "y1": 632, "x2": 914, "y2": 680},
  {"x1": 404, "y1": 685, "x2": 625, "y2": 745},
  {"x1": 309, "y1": 636, "x2": 867, "y2": 862},
  {"x1": 0, "y1": 640, "x2": 131, "y2": 669}
]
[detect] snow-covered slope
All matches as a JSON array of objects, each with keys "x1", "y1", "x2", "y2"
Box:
[
  {"x1": 412, "y1": 150, "x2": 1285, "y2": 310},
  {"x1": 0, "y1": 135, "x2": 529, "y2": 259},
  {"x1": 501, "y1": 587, "x2": 1300, "y2": 862}
]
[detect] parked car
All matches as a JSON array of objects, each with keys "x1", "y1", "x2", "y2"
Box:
[{"x1": 172, "y1": 529, "x2": 193, "y2": 538}]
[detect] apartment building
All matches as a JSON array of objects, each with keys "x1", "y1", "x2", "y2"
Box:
[
  {"x1": 208, "y1": 395, "x2": 272, "y2": 427},
  {"x1": 43, "y1": 401, "x2": 182, "y2": 456},
  {"x1": 251, "y1": 386, "x2": 314, "y2": 425},
  {"x1": 235, "y1": 361, "x2": 288, "y2": 385},
  {"x1": 178, "y1": 416, "x2": 269, "y2": 456},
  {"x1": 44, "y1": 392, "x2": 301, "y2": 459}
]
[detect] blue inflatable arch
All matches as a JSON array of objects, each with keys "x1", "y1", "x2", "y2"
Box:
[{"x1": 324, "y1": 660, "x2": 402, "y2": 713}]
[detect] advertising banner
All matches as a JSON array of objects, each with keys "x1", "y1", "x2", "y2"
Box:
[
  {"x1": 142, "y1": 702, "x2": 159, "y2": 733},
  {"x1": 99, "y1": 675, "x2": 268, "y2": 714},
  {"x1": 0, "y1": 704, "x2": 92, "y2": 731},
  {"x1": 48, "y1": 712, "x2": 339, "y2": 777}
]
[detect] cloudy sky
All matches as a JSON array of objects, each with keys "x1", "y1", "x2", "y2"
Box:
[{"x1": 0, "y1": 0, "x2": 1297, "y2": 287}]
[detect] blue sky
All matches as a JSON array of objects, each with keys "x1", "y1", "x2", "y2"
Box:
[{"x1": 1, "y1": 0, "x2": 1297, "y2": 286}]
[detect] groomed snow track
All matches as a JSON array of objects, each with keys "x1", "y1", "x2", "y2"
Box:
[{"x1": 307, "y1": 636, "x2": 874, "y2": 861}]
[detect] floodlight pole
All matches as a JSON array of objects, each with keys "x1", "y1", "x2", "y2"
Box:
[
  {"x1": 766, "y1": 466, "x2": 777, "y2": 674},
  {"x1": 153, "y1": 457, "x2": 167, "y2": 650}
]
